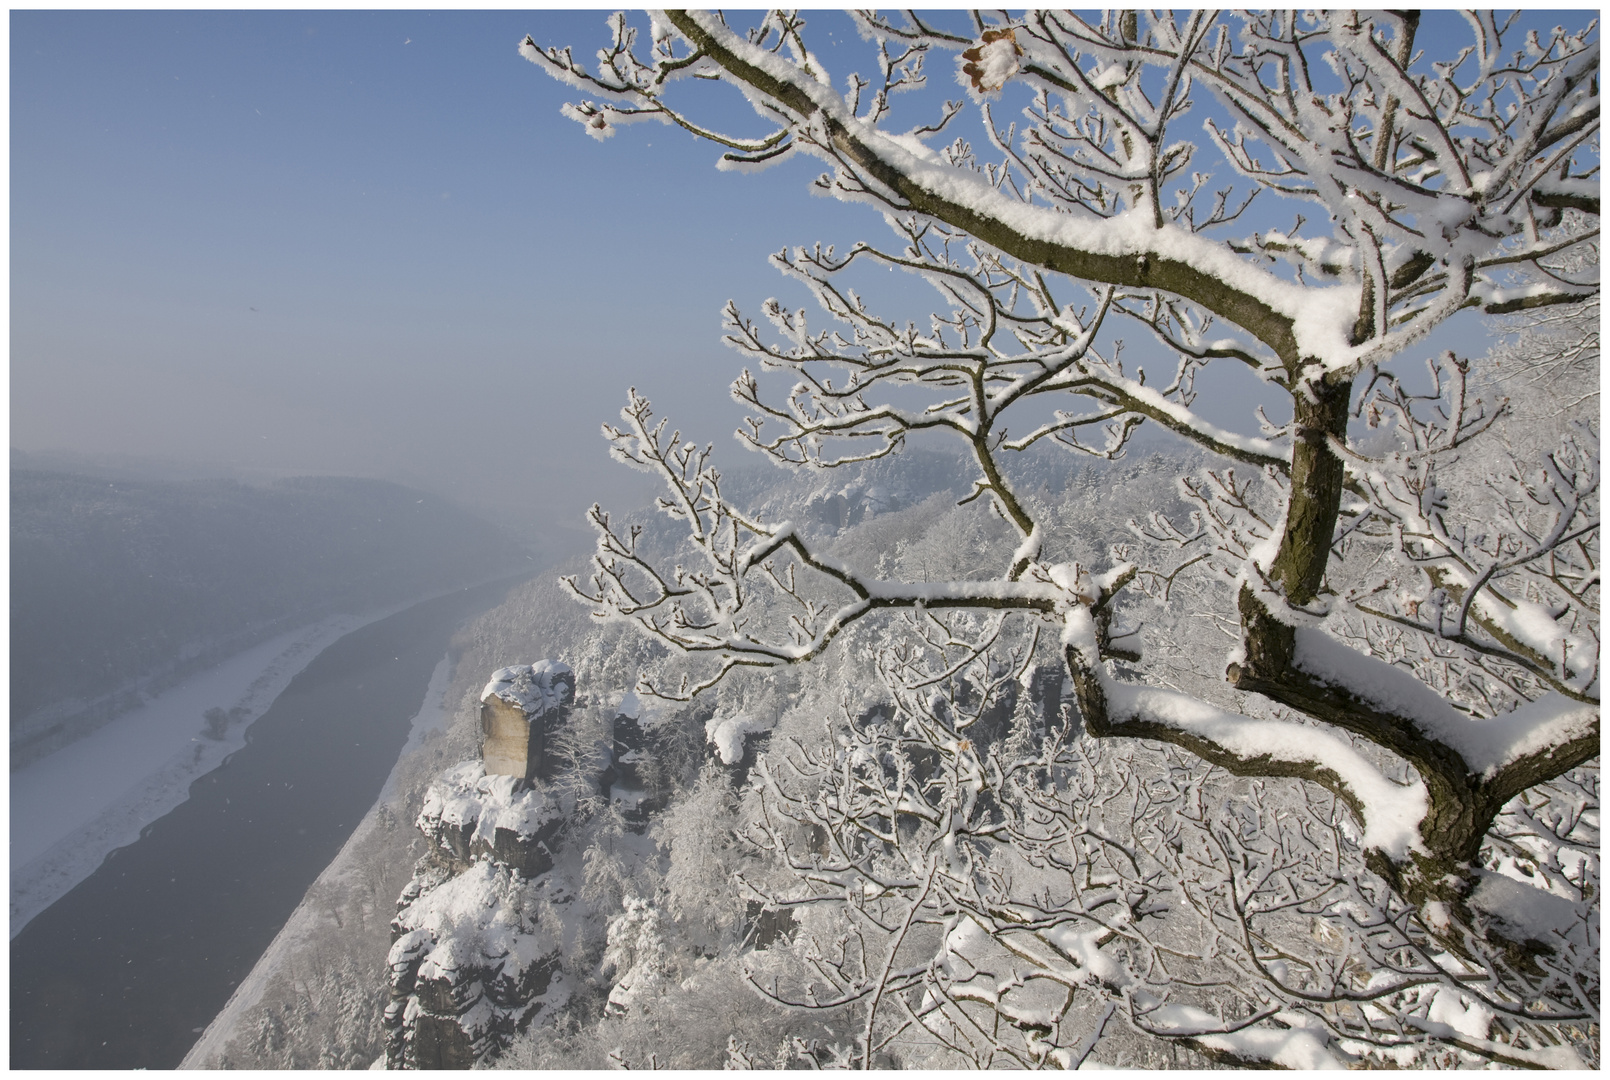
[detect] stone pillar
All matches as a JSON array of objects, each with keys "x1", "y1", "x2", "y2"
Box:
[
  {"x1": 385, "y1": 762, "x2": 567, "y2": 1069},
  {"x1": 481, "y1": 694, "x2": 541, "y2": 781},
  {"x1": 479, "y1": 661, "x2": 574, "y2": 782},
  {"x1": 610, "y1": 710, "x2": 648, "y2": 828}
]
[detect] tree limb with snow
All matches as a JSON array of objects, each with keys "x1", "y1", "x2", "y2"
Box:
[
  {"x1": 526, "y1": 10, "x2": 1599, "y2": 1063},
  {"x1": 736, "y1": 628, "x2": 1598, "y2": 1067}
]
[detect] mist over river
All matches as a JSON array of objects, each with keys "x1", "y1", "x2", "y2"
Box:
[{"x1": 9, "y1": 577, "x2": 525, "y2": 1069}]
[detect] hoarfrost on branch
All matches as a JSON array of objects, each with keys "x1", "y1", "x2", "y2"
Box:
[{"x1": 525, "y1": 9, "x2": 1599, "y2": 1068}]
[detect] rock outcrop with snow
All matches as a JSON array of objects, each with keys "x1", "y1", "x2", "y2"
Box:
[
  {"x1": 384, "y1": 659, "x2": 664, "y2": 1069},
  {"x1": 382, "y1": 762, "x2": 567, "y2": 1069}
]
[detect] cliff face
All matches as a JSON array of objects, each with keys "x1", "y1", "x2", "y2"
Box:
[
  {"x1": 479, "y1": 661, "x2": 574, "y2": 782},
  {"x1": 383, "y1": 657, "x2": 777, "y2": 1069},
  {"x1": 383, "y1": 764, "x2": 568, "y2": 1068},
  {"x1": 384, "y1": 658, "x2": 590, "y2": 1069}
]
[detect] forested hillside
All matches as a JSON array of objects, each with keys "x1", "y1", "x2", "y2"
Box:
[
  {"x1": 186, "y1": 446, "x2": 1209, "y2": 1068},
  {"x1": 11, "y1": 470, "x2": 530, "y2": 762},
  {"x1": 193, "y1": 374, "x2": 1596, "y2": 1068}
]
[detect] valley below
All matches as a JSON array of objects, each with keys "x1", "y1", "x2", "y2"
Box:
[{"x1": 8, "y1": 578, "x2": 525, "y2": 1069}]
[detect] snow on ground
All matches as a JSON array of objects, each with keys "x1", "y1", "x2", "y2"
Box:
[
  {"x1": 705, "y1": 712, "x2": 769, "y2": 765},
  {"x1": 180, "y1": 654, "x2": 455, "y2": 1070},
  {"x1": 10, "y1": 609, "x2": 403, "y2": 936},
  {"x1": 383, "y1": 656, "x2": 456, "y2": 801}
]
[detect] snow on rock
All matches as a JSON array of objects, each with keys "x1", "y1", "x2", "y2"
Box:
[
  {"x1": 614, "y1": 687, "x2": 666, "y2": 731},
  {"x1": 806, "y1": 481, "x2": 904, "y2": 530},
  {"x1": 704, "y1": 713, "x2": 770, "y2": 765},
  {"x1": 385, "y1": 760, "x2": 569, "y2": 1068},
  {"x1": 482, "y1": 659, "x2": 576, "y2": 781},
  {"x1": 385, "y1": 859, "x2": 565, "y2": 1069},
  {"x1": 481, "y1": 660, "x2": 574, "y2": 717},
  {"x1": 415, "y1": 761, "x2": 564, "y2": 878}
]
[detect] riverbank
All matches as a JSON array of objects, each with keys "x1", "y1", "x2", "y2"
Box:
[
  {"x1": 171, "y1": 570, "x2": 581, "y2": 1069},
  {"x1": 11, "y1": 613, "x2": 378, "y2": 935},
  {"x1": 180, "y1": 654, "x2": 455, "y2": 1069},
  {"x1": 9, "y1": 574, "x2": 535, "y2": 937}
]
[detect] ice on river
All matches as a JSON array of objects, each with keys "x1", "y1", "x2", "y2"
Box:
[{"x1": 10, "y1": 612, "x2": 386, "y2": 936}]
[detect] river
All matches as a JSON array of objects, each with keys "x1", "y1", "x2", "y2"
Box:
[{"x1": 9, "y1": 576, "x2": 526, "y2": 1069}]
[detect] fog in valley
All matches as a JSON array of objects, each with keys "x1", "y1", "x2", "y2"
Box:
[{"x1": 11, "y1": 9, "x2": 1599, "y2": 1072}]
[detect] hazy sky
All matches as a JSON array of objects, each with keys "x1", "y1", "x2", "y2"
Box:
[
  {"x1": 12, "y1": 10, "x2": 865, "y2": 539},
  {"x1": 11, "y1": 10, "x2": 1523, "y2": 543}
]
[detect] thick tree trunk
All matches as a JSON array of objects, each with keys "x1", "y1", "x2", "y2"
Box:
[
  {"x1": 1227, "y1": 374, "x2": 1492, "y2": 907},
  {"x1": 1269, "y1": 377, "x2": 1352, "y2": 607}
]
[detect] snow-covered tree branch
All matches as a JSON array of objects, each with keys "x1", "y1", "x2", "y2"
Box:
[
  {"x1": 525, "y1": 10, "x2": 1598, "y2": 1064},
  {"x1": 737, "y1": 629, "x2": 1598, "y2": 1067}
]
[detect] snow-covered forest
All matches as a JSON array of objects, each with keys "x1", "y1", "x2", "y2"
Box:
[{"x1": 198, "y1": 9, "x2": 1596, "y2": 1070}]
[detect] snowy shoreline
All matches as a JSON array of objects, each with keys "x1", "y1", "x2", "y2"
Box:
[
  {"x1": 9, "y1": 590, "x2": 463, "y2": 937},
  {"x1": 179, "y1": 653, "x2": 457, "y2": 1069}
]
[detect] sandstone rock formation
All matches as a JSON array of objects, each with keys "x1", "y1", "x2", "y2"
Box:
[
  {"x1": 479, "y1": 661, "x2": 573, "y2": 782},
  {"x1": 385, "y1": 660, "x2": 683, "y2": 1068},
  {"x1": 604, "y1": 707, "x2": 649, "y2": 829},
  {"x1": 382, "y1": 763, "x2": 567, "y2": 1069}
]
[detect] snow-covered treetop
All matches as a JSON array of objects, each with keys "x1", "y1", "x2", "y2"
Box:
[{"x1": 525, "y1": 11, "x2": 1598, "y2": 910}]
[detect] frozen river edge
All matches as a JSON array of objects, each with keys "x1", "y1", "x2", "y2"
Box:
[{"x1": 10, "y1": 590, "x2": 464, "y2": 937}]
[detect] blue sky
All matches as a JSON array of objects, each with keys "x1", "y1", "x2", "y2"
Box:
[
  {"x1": 11, "y1": 10, "x2": 1565, "y2": 541},
  {"x1": 12, "y1": 10, "x2": 865, "y2": 535}
]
